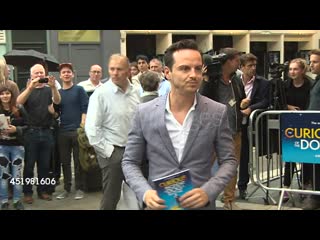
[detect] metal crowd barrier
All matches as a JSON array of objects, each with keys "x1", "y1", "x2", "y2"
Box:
[{"x1": 248, "y1": 110, "x2": 320, "y2": 210}]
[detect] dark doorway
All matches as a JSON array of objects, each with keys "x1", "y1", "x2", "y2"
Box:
[
  {"x1": 284, "y1": 42, "x2": 298, "y2": 63},
  {"x1": 250, "y1": 42, "x2": 268, "y2": 78},
  {"x1": 213, "y1": 36, "x2": 233, "y2": 53},
  {"x1": 11, "y1": 30, "x2": 47, "y2": 90},
  {"x1": 58, "y1": 44, "x2": 102, "y2": 84},
  {"x1": 126, "y1": 34, "x2": 156, "y2": 62}
]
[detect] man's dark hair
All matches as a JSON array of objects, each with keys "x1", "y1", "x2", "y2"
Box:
[
  {"x1": 136, "y1": 54, "x2": 149, "y2": 63},
  {"x1": 130, "y1": 61, "x2": 138, "y2": 68},
  {"x1": 164, "y1": 39, "x2": 200, "y2": 70},
  {"x1": 219, "y1": 48, "x2": 241, "y2": 65},
  {"x1": 240, "y1": 53, "x2": 258, "y2": 67},
  {"x1": 309, "y1": 49, "x2": 320, "y2": 56}
]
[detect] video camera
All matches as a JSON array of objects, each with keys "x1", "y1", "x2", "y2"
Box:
[
  {"x1": 205, "y1": 53, "x2": 228, "y2": 80},
  {"x1": 268, "y1": 62, "x2": 289, "y2": 79},
  {"x1": 268, "y1": 62, "x2": 289, "y2": 110}
]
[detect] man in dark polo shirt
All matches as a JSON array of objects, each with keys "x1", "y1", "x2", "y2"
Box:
[{"x1": 16, "y1": 64, "x2": 61, "y2": 204}]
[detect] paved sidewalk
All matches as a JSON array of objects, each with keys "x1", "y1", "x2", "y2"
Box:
[
  {"x1": 25, "y1": 190, "x2": 102, "y2": 210},
  {"x1": 6, "y1": 183, "x2": 103, "y2": 210},
  {"x1": 215, "y1": 198, "x2": 301, "y2": 210},
  {"x1": 2, "y1": 180, "x2": 304, "y2": 210}
]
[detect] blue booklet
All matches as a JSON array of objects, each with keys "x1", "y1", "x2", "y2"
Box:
[{"x1": 152, "y1": 169, "x2": 193, "y2": 210}]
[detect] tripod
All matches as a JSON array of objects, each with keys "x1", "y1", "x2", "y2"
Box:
[{"x1": 269, "y1": 77, "x2": 287, "y2": 110}]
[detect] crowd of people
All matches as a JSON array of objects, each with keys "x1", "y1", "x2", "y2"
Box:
[{"x1": 1, "y1": 39, "x2": 320, "y2": 210}]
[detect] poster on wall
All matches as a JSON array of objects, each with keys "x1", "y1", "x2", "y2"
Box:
[
  {"x1": 281, "y1": 112, "x2": 320, "y2": 164},
  {"x1": 268, "y1": 51, "x2": 280, "y2": 64}
]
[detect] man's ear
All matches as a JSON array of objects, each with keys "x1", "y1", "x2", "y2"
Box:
[{"x1": 164, "y1": 67, "x2": 171, "y2": 81}]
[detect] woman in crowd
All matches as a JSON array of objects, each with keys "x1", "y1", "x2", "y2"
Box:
[
  {"x1": 0, "y1": 60, "x2": 26, "y2": 210},
  {"x1": 283, "y1": 58, "x2": 314, "y2": 202}
]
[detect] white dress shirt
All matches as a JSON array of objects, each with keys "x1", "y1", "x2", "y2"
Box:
[
  {"x1": 165, "y1": 95, "x2": 197, "y2": 162},
  {"x1": 85, "y1": 79, "x2": 141, "y2": 159},
  {"x1": 77, "y1": 78, "x2": 102, "y2": 93}
]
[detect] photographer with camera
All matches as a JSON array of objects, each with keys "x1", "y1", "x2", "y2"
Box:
[
  {"x1": 199, "y1": 48, "x2": 245, "y2": 210},
  {"x1": 16, "y1": 64, "x2": 61, "y2": 204}
]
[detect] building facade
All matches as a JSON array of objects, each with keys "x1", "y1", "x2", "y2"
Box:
[
  {"x1": 0, "y1": 30, "x2": 120, "y2": 89},
  {"x1": 1, "y1": 30, "x2": 320, "y2": 89}
]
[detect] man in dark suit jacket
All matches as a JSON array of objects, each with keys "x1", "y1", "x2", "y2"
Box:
[
  {"x1": 122, "y1": 39, "x2": 237, "y2": 210},
  {"x1": 237, "y1": 53, "x2": 270, "y2": 199},
  {"x1": 302, "y1": 49, "x2": 320, "y2": 210}
]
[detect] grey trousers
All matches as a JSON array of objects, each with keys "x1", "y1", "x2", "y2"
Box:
[{"x1": 97, "y1": 146, "x2": 125, "y2": 210}]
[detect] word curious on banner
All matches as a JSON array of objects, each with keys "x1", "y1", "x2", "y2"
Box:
[{"x1": 281, "y1": 113, "x2": 320, "y2": 164}]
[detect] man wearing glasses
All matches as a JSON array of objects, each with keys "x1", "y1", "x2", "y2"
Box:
[
  {"x1": 78, "y1": 65, "x2": 103, "y2": 97},
  {"x1": 77, "y1": 65, "x2": 104, "y2": 193}
]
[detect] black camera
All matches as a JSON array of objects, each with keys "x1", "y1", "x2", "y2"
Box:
[
  {"x1": 38, "y1": 78, "x2": 49, "y2": 83},
  {"x1": 205, "y1": 53, "x2": 228, "y2": 79},
  {"x1": 268, "y1": 62, "x2": 289, "y2": 79},
  {"x1": 268, "y1": 62, "x2": 289, "y2": 110}
]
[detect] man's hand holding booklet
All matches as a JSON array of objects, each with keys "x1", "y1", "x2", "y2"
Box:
[{"x1": 152, "y1": 169, "x2": 193, "y2": 210}]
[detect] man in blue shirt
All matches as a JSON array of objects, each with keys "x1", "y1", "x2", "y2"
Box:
[
  {"x1": 149, "y1": 58, "x2": 171, "y2": 96},
  {"x1": 55, "y1": 63, "x2": 89, "y2": 200}
]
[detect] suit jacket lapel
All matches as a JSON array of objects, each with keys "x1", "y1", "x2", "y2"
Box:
[
  {"x1": 251, "y1": 77, "x2": 259, "y2": 98},
  {"x1": 156, "y1": 96, "x2": 179, "y2": 163},
  {"x1": 180, "y1": 93, "x2": 202, "y2": 163}
]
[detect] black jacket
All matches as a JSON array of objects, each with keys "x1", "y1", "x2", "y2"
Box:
[
  {"x1": 199, "y1": 73, "x2": 246, "y2": 132},
  {"x1": 305, "y1": 75, "x2": 319, "y2": 110},
  {"x1": 248, "y1": 75, "x2": 270, "y2": 111},
  {"x1": 284, "y1": 76, "x2": 314, "y2": 110}
]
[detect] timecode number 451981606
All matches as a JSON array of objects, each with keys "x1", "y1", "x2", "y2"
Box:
[{"x1": 10, "y1": 178, "x2": 56, "y2": 185}]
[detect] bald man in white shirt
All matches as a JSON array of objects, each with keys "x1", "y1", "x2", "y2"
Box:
[{"x1": 85, "y1": 54, "x2": 140, "y2": 210}]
